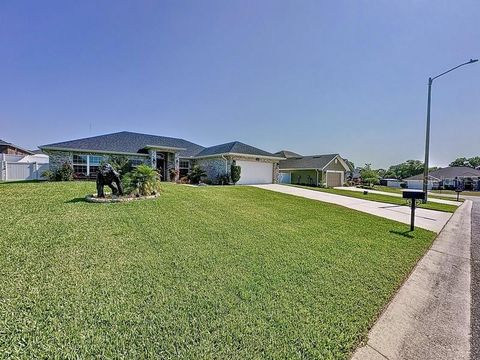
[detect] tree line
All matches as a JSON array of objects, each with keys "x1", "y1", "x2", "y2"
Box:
[{"x1": 350, "y1": 155, "x2": 480, "y2": 184}]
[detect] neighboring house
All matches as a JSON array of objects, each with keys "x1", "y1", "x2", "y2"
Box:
[
  {"x1": 277, "y1": 152, "x2": 350, "y2": 187},
  {"x1": 0, "y1": 139, "x2": 33, "y2": 156},
  {"x1": 39, "y1": 131, "x2": 283, "y2": 185},
  {"x1": 404, "y1": 166, "x2": 480, "y2": 191}
]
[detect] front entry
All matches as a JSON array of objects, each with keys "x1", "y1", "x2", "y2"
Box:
[{"x1": 156, "y1": 153, "x2": 167, "y2": 181}]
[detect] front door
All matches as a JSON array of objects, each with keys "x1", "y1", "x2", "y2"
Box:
[{"x1": 156, "y1": 153, "x2": 166, "y2": 181}]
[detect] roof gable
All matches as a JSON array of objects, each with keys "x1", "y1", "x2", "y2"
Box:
[
  {"x1": 279, "y1": 154, "x2": 346, "y2": 170},
  {"x1": 195, "y1": 141, "x2": 280, "y2": 158},
  {"x1": 274, "y1": 150, "x2": 302, "y2": 158}
]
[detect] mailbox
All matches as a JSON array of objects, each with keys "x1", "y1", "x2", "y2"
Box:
[
  {"x1": 402, "y1": 190, "x2": 425, "y2": 231},
  {"x1": 402, "y1": 190, "x2": 425, "y2": 200}
]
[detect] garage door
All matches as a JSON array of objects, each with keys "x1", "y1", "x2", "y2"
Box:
[
  {"x1": 236, "y1": 160, "x2": 273, "y2": 185},
  {"x1": 326, "y1": 172, "x2": 342, "y2": 187}
]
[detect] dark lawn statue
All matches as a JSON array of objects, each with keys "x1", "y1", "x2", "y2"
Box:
[{"x1": 96, "y1": 163, "x2": 124, "y2": 198}]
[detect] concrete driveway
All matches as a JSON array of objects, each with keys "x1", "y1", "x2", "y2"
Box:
[{"x1": 253, "y1": 184, "x2": 452, "y2": 233}]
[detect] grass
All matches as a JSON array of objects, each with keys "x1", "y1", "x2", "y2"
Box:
[
  {"x1": 292, "y1": 185, "x2": 458, "y2": 213},
  {"x1": 431, "y1": 189, "x2": 480, "y2": 197},
  {"x1": 372, "y1": 186, "x2": 464, "y2": 202},
  {"x1": 0, "y1": 181, "x2": 438, "y2": 359}
]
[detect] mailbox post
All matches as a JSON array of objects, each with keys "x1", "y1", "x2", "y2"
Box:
[{"x1": 403, "y1": 190, "x2": 425, "y2": 231}]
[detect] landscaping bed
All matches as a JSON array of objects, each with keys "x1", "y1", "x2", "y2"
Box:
[{"x1": 0, "y1": 181, "x2": 437, "y2": 359}]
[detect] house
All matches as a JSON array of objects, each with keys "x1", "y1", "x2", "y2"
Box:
[
  {"x1": 39, "y1": 131, "x2": 283, "y2": 185},
  {"x1": 0, "y1": 139, "x2": 34, "y2": 156},
  {"x1": 404, "y1": 166, "x2": 480, "y2": 191},
  {"x1": 276, "y1": 152, "x2": 350, "y2": 187}
]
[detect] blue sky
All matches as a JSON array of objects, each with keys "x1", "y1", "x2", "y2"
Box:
[{"x1": 1, "y1": 1, "x2": 479, "y2": 168}]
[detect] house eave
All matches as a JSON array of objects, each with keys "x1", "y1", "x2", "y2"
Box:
[{"x1": 193, "y1": 152, "x2": 285, "y2": 161}]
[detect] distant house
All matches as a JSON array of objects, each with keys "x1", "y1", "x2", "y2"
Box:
[
  {"x1": 404, "y1": 166, "x2": 480, "y2": 191},
  {"x1": 39, "y1": 131, "x2": 284, "y2": 184},
  {"x1": 276, "y1": 152, "x2": 350, "y2": 187},
  {"x1": 0, "y1": 139, "x2": 33, "y2": 156}
]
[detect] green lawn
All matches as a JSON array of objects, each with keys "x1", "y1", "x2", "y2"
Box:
[
  {"x1": 0, "y1": 181, "x2": 437, "y2": 359},
  {"x1": 370, "y1": 186, "x2": 464, "y2": 202},
  {"x1": 431, "y1": 189, "x2": 480, "y2": 197},
  {"x1": 293, "y1": 185, "x2": 458, "y2": 213}
]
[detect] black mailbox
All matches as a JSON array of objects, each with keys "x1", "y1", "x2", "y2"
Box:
[
  {"x1": 402, "y1": 190, "x2": 425, "y2": 200},
  {"x1": 402, "y1": 190, "x2": 425, "y2": 231}
]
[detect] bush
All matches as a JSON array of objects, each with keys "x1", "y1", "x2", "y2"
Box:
[
  {"x1": 106, "y1": 155, "x2": 133, "y2": 177},
  {"x1": 217, "y1": 174, "x2": 230, "y2": 185},
  {"x1": 41, "y1": 170, "x2": 54, "y2": 181},
  {"x1": 230, "y1": 164, "x2": 241, "y2": 184},
  {"x1": 187, "y1": 166, "x2": 207, "y2": 185},
  {"x1": 169, "y1": 168, "x2": 179, "y2": 182},
  {"x1": 57, "y1": 163, "x2": 74, "y2": 181},
  {"x1": 123, "y1": 165, "x2": 161, "y2": 196}
]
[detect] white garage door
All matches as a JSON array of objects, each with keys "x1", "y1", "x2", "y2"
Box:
[{"x1": 236, "y1": 160, "x2": 273, "y2": 185}]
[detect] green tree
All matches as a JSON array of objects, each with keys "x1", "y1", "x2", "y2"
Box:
[
  {"x1": 123, "y1": 164, "x2": 161, "y2": 196},
  {"x1": 449, "y1": 156, "x2": 480, "y2": 168},
  {"x1": 449, "y1": 157, "x2": 470, "y2": 167},
  {"x1": 230, "y1": 164, "x2": 241, "y2": 184},
  {"x1": 187, "y1": 166, "x2": 207, "y2": 184},
  {"x1": 360, "y1": 164, "x2": 380, "y2": 187},
  {"x1": 385, "y1": 160, "x2": 424, "y2": 179}
]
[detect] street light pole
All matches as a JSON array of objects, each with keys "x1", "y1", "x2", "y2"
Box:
[{"x1": 422, "y1": 59, "x2": 478, "y2": 203}]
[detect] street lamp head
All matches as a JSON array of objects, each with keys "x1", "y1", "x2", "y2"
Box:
[{"x1": 470, "y1": 59, "x2": 479, "y2": 63}]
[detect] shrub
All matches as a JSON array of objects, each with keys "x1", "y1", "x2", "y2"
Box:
[
  {"x1": 217, "y1": 174, "x2": 230, "y2": 185},
  {"x1": 124, "y1": 165, "x2": 161, "y2": 196},
  {"x1": 51, "y1": 163, "x2": 74, "y2": 181},
  {"x1": 106, "y1": 155, "x2": 132, "y2": 177},
  {"x1": 187, "y1": 166, "x2": 207, "y2": 185},
  {"x1": 41, "y1": 170, "x2": 54, "y2": 181},
  {"x1": 230, "y1": 164, "x2": 241, "y2": 184},
  {"x1": 169, "y1": 168, "x2": 179, "y2": 182}
]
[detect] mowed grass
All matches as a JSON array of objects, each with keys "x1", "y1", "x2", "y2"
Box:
[
  {"x1": 374, "y1": 185, "x2": 464, "y2": 202},
  {"x1": 0, "y1": 182, "x2": 437, "y2": 359},
  {"x1": 292, "y1": 185, "x2": 458, "y2": 213}
]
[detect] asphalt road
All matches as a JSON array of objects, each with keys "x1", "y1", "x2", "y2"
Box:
[{"x1": 471, "y1": 199, "x2": 480, "y2": 359}]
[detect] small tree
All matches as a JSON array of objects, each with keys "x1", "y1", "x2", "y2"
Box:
[
  {"x1": 230, "y1": 164, "x2": 241, "y2": 185},
  {"x1": 124, "y1": 164, "x2": 161, "y2": 196},
  {"x1": 56, "y1": 163, "x2": 74, "y2": 181},
  {"x1": 360, "y1": 164, "x2": 380, "y2": 187},
  {"x1": 187, "y1": 166, "x2": 207, "y2": 184},
  {"x1": 106, "y1": 155, "x2": 132, "y2": 177}
]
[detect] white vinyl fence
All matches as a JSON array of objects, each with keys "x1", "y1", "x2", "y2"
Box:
[{"x1": 0, "y1": 161, "x2": 49, "y2": 181}]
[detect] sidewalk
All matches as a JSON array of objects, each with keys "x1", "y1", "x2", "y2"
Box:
[
  {"x1": 253, "y1": 184, "x2": 451, "y2": 233},
  {"x1": 351, "y1": 200, "x2": 472, "y2": 360},
  {"x1": 336, "y1": 186, "x2": 462, "y2": 206}
]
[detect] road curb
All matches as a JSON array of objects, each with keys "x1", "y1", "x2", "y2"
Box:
[{"x1": 351, "y1": 200, "x2": 472, "y2": 360}]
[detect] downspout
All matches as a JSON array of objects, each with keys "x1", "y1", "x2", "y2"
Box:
[
  {"x1": 316, "y1": 169, "x2": 319, "y2": 186},
  {"x1": 221, "y1": 155, "x2": 228, "y2": 175}
]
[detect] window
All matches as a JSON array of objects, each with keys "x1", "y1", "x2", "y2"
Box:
[
  {"x1": 130, "y1": 158, "x2": 144, "y2": 167},
  {"x1": 73, "y1": 154, "x2": 88, "y2": 175},
  {"x1": 89, "y1": 155, "x2": 102, "y2": 175},
  {"x1": 72, "y1": 154, "x2": 104, "y2": 176},
  {"x1": 179, "y1": 159, "x2": 190, "y2": 177}
]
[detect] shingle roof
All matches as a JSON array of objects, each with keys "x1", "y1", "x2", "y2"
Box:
[
  {"x1": 274, "y1": 150, "x2": 302, "y2": 158},
  {"x1": 195, "y1": 141, "x2": 280, "y2": 158},
  {"x1": 405, "y1": 166, "x2": 480, "y2": 180},
  {"x1": 40, "y1": 131, "x2": 205, "y2": 157},
  {"x1": 0, "y1": 139, "x2": 34, "y2": 154},
  {"x1": 279, "y1": 154, "x2": 340, "y2": 170}
]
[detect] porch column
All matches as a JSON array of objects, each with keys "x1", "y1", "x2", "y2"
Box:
[
  {"x1": 174, "y1": 153, "x2": 180, "y2": 182},
  {"x1": 149, "y1": 149, "x2": 156, "y2": 169}
]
